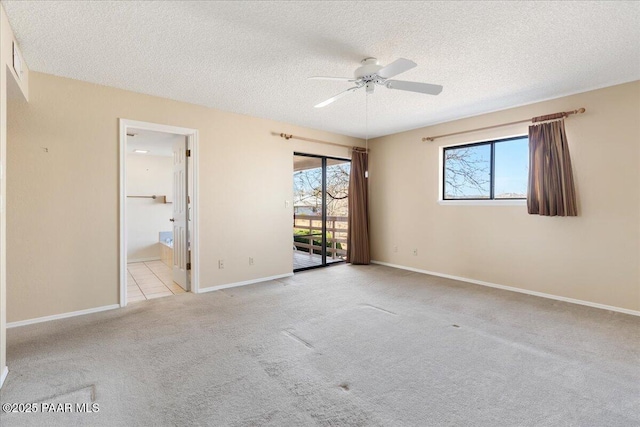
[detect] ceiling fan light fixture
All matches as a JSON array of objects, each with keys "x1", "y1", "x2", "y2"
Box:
[
  {"x1": 354, "y1": 57, "x2": 382, "y2": 79},
  {"x1": 365, "y1": 82, "x2": 375, "y2": 94}
]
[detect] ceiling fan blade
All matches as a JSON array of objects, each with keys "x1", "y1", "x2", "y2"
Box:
[
  {"x1": 377, "y1": 58, "x2": 417, "y2": 79},
  {"x1": 309, "y1": 76, "x2": 358, "y2": 82},
  {"x1": 314, "y1": 86, "x2": 361, "y2": 108},
  {"x1": 385, "y1": 80, "x2": 443, "y2": 95}
]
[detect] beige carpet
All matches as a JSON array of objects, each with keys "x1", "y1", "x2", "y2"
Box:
[{"x1": 1, "y1": 264, "x2": 639, "y2": 426}]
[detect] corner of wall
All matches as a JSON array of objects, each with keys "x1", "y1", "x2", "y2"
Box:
[
  {"x1": 0, "y1": 365, "x2": 8, "y2": 388},
  {"x1": 1, "y1": 4, "x2": 29, "y2": 101},
  {"x1": 0, "y1": 2, "x2": 30, "y2": 388}
]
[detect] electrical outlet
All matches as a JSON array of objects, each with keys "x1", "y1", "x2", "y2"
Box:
[
  {"x1": 218, "y1": 259, "x2": 224, "y2": 269},
  {"x1": 412, "y1": 249, "x2": 418, "y2": 256},
  {"x1": 249, "y1": 257, "x2": 254, "y2": 266},
  {"x1": 393, "y1": 246, "x2": 398, "y2": 253}
]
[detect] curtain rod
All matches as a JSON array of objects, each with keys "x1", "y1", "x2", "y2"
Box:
[
  {"x1": 274, "y1": 132, "x2": 368, "y2": 152},
  {"x1": 421, "y1": 108, "x2": 586, "y2": 142}
]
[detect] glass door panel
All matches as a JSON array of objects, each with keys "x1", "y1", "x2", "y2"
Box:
[
  {"x1": 293, "y1": 155, "x2": 324, "y2": 270},
  {"x1": 325, "y1": 158, "x2": 350, "y2": 263}
]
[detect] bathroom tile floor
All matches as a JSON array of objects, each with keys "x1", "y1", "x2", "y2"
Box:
[{"x1": 127, "y1": 261, "x2": 186, "y2": 303}]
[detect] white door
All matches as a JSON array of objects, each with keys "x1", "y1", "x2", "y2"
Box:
[{"x1": 172, "y1": 136, "x2": 189, "y2": 290}]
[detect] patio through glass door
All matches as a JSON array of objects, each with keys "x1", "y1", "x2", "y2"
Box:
[{"x1": 293, "y1": 153, "x2": 351, "y2": 272}]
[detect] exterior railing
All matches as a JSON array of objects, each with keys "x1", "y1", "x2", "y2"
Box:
[{"x1": 293, "y1": 215, "x2": 348, "y2": 259}]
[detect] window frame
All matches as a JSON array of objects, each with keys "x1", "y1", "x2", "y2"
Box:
[{"x1": 439, "y1": 135, "x2": 528, "y2": 205}]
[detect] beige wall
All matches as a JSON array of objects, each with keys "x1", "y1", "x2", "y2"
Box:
[
  {"x1": 1, "y1": 2, "x2": 29, "y2": 384},
  {"x1": 369, "y1": 81, "x2": 640, "y2": 312},
  {"x1": 2, "y1": 44, "x2": 636, "y2": 387},
  {"x1": 126, "y1": 153, "x2": 173, "y2": 262},
  {"x1": 6, "y1": 71, "x2": 362, "y2": 323}
]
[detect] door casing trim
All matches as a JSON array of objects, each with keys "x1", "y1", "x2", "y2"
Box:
[{"x1": 119, "y1": 119, "x2": 200, "y2": 306}]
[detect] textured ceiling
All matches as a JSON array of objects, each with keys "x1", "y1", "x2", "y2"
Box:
[{"x1": 3, "y1": 1, "x2": 639, "y2": 138}]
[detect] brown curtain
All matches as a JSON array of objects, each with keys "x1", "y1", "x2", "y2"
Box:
[
  {"x1": 527, "y1": 119, "x2": 578, "y2": 216},
  {"x1": 347, "y1": 150, "x2": 370, "y2": 264}
]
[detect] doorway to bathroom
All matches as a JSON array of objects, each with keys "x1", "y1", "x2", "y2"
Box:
[{"x1": 119, "y1": 120, "x2": 199, "y2": 306}]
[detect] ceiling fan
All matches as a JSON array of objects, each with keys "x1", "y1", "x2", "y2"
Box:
[{"x1": 310, "y1": 57, "x2": 443, "y2": 108}]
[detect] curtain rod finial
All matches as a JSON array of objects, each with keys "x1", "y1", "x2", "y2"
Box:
[{"x1": 577, "y1": 108, "x2": 586, "y2": 114}]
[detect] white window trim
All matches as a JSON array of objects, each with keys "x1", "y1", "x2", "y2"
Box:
[
  {"x1": 438, "y1": 199, "x2": 526, "y2": 206},
  {"x1": 438, "y1": 134, "x2": 528, "y2": 205}
]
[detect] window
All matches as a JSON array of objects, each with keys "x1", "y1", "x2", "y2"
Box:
[{"x1": 442, "y1": 136, "x2": 528, "y2": 200}]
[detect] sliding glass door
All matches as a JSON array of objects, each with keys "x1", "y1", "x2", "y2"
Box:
[{"x1": 293, "y1": 153, "x2": 350, "y2": 272}]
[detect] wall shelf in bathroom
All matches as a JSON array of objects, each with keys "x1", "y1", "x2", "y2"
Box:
[{"x1": 127, "y1": 195, "x2": 172, "y2": 204}]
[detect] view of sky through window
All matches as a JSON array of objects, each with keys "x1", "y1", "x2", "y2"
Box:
[
  {"x1": 444, "y1": 144, "x2": 491, "y2": 199},
  {"x1": 494, "y1": 138, "x2": 528, "y2": 198},
  {"x1": 443, "y1": 137, "x2": 528, "y2": 200}
]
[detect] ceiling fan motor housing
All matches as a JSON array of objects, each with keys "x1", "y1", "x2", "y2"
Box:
[
  {"x1": 356, "y1": 58, "x2": 384, "y2": 93},
  {"x1": 354, "y1": 57, "x2": 382, "y2": 79}
]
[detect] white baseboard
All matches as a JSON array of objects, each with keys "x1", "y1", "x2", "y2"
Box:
[
  {"x1": 0, "y1": 366, "x2": 8, "y2": 389},
  {"x1": 198, "y1": 273, "x2": 294, "y2": 294},
  {"x1": 6, "y1": 272, "x2": 296, "y2": 327},
  {"x1": 127, "y1": 257, "x2": 161, "y2": 263},
  {"x1": 7, "y1": 304, "x2": 121, "y2": 329},
  {"x1": 371, "y1": 260, "x2": 640, "y2": 317}
]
